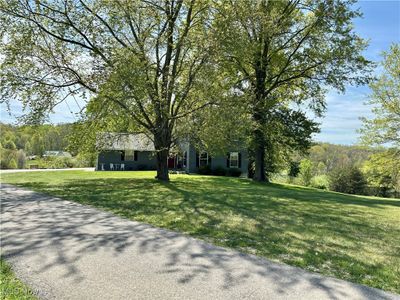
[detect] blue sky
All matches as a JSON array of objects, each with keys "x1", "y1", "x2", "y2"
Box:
[
  {"x1": 1, "y1": 1, "x2": 399, "y2": 145},
  {"x1": 314, "y1": 0, "x2": 400, "y2": 144}
]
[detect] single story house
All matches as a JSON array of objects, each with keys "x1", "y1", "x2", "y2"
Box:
[{"x1": 96, "y1": 133, "x2": 248, "y2": 176}]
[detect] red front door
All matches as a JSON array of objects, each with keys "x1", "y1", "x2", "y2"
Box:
[{"x1": 168, "y1": 156, "x2": 176, "y2": 169}]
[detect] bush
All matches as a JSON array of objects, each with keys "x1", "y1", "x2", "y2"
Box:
[
  {"x1": 299, "y1": 159, "x2": 313, "y2": 186},
  {"x1": 329, "y1": 166, "x2": 367, "y2": 195},
  {"x1": 16, "y1": 150, "x2": 26, "y2": 169},
  {"x1": 74, "y1": 152, "x2": 96, "y2": 167},
  {"x1": 137, "y1": 164, "x2": 147, "y2": 171},
  {"x1": 363, "y1": 150, "x2": 400, "y2": 198},
  {"x1": 0, "y1": 148, "x2": 18, "y2": 169},
  {"x1": 270, "y1": 173, "x2": 288, "y2": 184},
  {"x1": 212, "y1": 166, "x2": 227, "y2": 176},
  {"x1": 3, "y1": 140, "x2": 16, "y2": 150},
  {"x1": 310, "y1": 175, "x2": 329, "y2": 190},
  {"x1": 31, "y1": 158, "x2": 47, "y2": 169},
  {"x1": 47, "y1": 157, "x2": 74, "y2": 169},
  {"x1": 198, "y1": 165, "x2": 212, "y2": 175},
  {"x1": 288, "y1": 161, "x2": 300, "y2": 177},
  {"x1": 8, "y1": 158, "x2": 18, "y2": 169},
  {"x1": 227, "y1": 168, "x2": 242, "y2": 177}
]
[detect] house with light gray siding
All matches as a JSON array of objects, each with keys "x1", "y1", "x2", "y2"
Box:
[{"x1": 96, "y1": 133, "x2": 248, "y2": 176}]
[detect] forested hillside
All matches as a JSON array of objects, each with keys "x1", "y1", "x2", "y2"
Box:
[
  {"x1": 275, "y1": 143, "x2": 399, "y2": 198},
  {"x1": 0, "y1": 123, "x2": 72, "y2": 155},
  {"x1": 0, "y1": 122, "x2": 95, "y2": 169},
  {"x1": 308, "y1": 143, "x2": 383, "y2": 172}
]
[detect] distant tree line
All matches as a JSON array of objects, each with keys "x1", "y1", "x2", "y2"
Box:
[
  {"x1": 0, "y1": 122, "x2": 95, "y2": 169},
  {"x1": 0, "y1": 123, "x2": 71, "y2": 155},
  {"x1": 277, "y1": 143, "x2": 399, "y2": 198},
  {"x1": 278, "y1": 43, "x2": 400, "y2": 199}
]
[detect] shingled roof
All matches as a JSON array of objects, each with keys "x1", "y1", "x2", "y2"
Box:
[{"x1": 97, "y1": 133, "x2": 155, "y2": 151}]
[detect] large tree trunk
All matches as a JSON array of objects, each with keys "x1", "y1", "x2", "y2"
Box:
[
  {"x1": 252, "y1": 58, "x2": 269, "y2": 182},
  {"x1": 155, "y1": 146, "x2": 169, "y2": 181},
  {"x1": 252, "y1": 84, "x2": 269, "y2": 182},
  {"x1": 252, "y1": 125, "x2": 266, "y2": 182},
  {"x1": 153, "y1": 126, "x2": 171, "y2": 181}
]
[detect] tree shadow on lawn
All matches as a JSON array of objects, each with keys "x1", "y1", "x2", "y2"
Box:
[{"x1": 1, "y1": 177, "x2": 400, "y2": 296}]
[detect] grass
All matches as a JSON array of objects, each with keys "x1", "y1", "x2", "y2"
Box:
[
  {"x1": 1, "y1": 170, "x2": 399, "y2": 294},
  {"x1": 0, "y1": 258, "x2": 37, "y2": 300}
]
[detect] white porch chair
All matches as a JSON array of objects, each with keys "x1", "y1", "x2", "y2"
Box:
[
  {"x1": 121, "y1": 164, "x2": 125, "y2": 171},
  {"x1": 110, "y1": 163, "x2": 114, "y2": 170}
]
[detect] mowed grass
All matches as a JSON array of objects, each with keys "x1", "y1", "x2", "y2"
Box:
[
  {"x1": 1, "y1": 171, "x2": 399, "y2": 294},
  {"x1": 0, "y1": 258, "x2": 37, "y2": 300}
]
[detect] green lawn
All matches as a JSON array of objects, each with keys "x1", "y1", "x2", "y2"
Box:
[
  {"x1": 0, "y1": 258, "x2": 37, "y2": 300},
  {"x1": 1, "y1": 171, "x2": 399, "y2": 294}
]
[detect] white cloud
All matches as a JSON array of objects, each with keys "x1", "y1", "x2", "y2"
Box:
[
  {"x1": 314, "y1": 88, "x2": 374, "y2": 145},
  {"x1": 0, "y1": 96, "x2": 86, "y2": 124}
]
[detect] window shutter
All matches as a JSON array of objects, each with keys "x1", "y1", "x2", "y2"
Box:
[
  {"x1": 121, "y1": 151, "x2": 125, "y2": 161},
  {"x1": 134, "y1": 151, "x2": 138, "y2": 161},
  {"x1": 208, "y1": 154, "x2": 212, "y2": 166},
  {"x1": 196, "y1": 151, "x2": 199, "y2": 167},
  {"x1": 238, "y1": 152, "x2": 242, "y2": 168},
  {"x1": 226, "y1": 153, "x2": 230, "y2": 167}
]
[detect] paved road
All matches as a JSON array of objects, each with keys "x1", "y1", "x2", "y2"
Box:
[
  {"x1": 0, "y1": 168, "x2": 94, "y2": 174},
  {"x1": 1, "y1": 184, "x2": 399, "y2": 300}
]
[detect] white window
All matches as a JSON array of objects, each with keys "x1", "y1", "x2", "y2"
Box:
[
  {"x1": 199, "y1": 151, "x2": 209, "y2": 167},
  {"x1": 124, "y1": 150, "x2": 135, "y2": 161},
  {"x1": 229, "y1": 152, "x2": 239, "y2": 168}
]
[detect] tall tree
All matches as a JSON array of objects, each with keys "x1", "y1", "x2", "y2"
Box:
[
  {"x1": 0, "y1": 0, "x2": 215, "y2": 180},
  {"x1": 359, "y1": 43, "x2": 400, "y2": 147},
  {"x1": 216, "y1": 0, "x2": 372, "y2": 181},
  {"x1": 363, "y1": 149, "x2": 400, "y2": 197}
]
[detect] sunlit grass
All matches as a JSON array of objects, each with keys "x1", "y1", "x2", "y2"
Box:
[
  {"x1": 0, "y1": 257, "x2": 37, "y2": 300},
  {"x1": 1, "y1": 170, "x2": 399, "y2": 294}
]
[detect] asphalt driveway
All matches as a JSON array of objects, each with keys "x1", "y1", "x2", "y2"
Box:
[{"x1": 1, "y1": 183, "x2": 398, "y2": 300}]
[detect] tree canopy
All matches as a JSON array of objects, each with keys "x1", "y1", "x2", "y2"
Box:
[
  {"x1": 360, "y1": 43, "x2": 400, "y2": 147},
  {"x1": 1, "y1": 0, "x2": 373, "y2": 181},
  {"x1": 215, "y1": 0, "x2": 372, "y2": 181},
  {"x1": 0, "y1": 0, "x2": 216, "y2": 180},
  {"x1": 363, "y1": 149, "x2": 400, "y2": 197}
]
